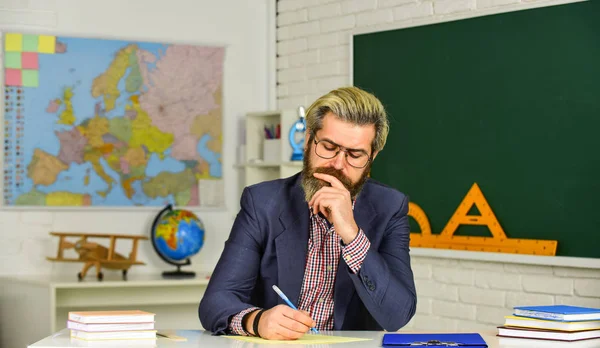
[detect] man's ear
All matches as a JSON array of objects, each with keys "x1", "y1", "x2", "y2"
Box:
[
  {"x1": 304, "y1": 128, "x2": 312, "y2": 148},
  {"x1": 371, "y1": 150, "x2": 379, "y2": 161}
]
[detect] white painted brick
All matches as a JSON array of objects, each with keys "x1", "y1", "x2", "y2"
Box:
[
  {"x1": 416, "y1": 298, "x2": 432, "y2": 314},
  {"x1": 393, "y1": 2, "x2": 434, "y2": 21},
  {"x1": 307, "y1": 61, "x2": 345, "y2": 78},
  {"x1": 277, "y1": 95, "x2": 308, "y2": 110},
  {"x1": 278, "y1": 26, "x2": 292, "y2": 40},
  {"x1": 315, "y1": 75, "x2": 350, "y2": 91},
  {"x1": 286, "y1": 80, "x2": 319, "y2": 96},
  {"x1": 21, "y1": 211, "x2": 54, "y2": 225},
  {"x1": 0, "y1": 211, "x2": 20, "y2": 226},
  {"x1": 476, "y1": 305, "x2": 512, "y2": 325},
  {"x1": 477, "y1": 0, "x2": 519, "y2": 9},
  {"x1": 341, "y1": 0, "x2": 377, "y2": 14},
  {"x1": 19, "y1": 223, "x2": 52, "y2": 239},
  {"x1": 432, "y1": 300, "x2": 476, "y2": 320},
  {"x1": 2, "y1": 0, "x2": 27, "y2": 9},
  {"x1": 0, "y1": 8, "x2": 56, "y2": 26},
  {"x1": 459, "y1": 287, "x2": 505, "y2": 306},
  {"x1": 287, "y1": 21, "x2": 321, "y2": 39},
  {"x1": 554, "y1": 267, "x2": 600, "y2": 278},
  {"x1": 506, "y1": 291, "x2": 554, "y2": 308},
  {"x1": 278, "y1": 56, "x2": 290, "y2": 70},
  {"x1": 28, "y1": 0, "x2": 57, "y2": 11},
  {"x1": 459, "y1": 260, "x2": 504, "y2": 271},
  {"x1": 504, "y1": 264, "x2": 553, "y2": 275},
  {"x1": 277, "y1": 84, "x2": 289, "y2": 97},
  {"x1": 380, "y1": 0, "x2": 417, "y2": 8},
  {"x1": 321, "y1": 14, "x2": 355, "y2": 33},
  {"x1": 433, "y1": 0, "x2": 475, "y2": 15},
  {"x1": 456, "y1": 320, "x2": 495, "y2": 331},
  {"x1": 278, "y1": 67, "x2": 307, "y2": 83},
  {"x1": 416, "y1": 279, "x2": 459, "y2": 301},
  {"x1": 308, "y1": 2, "x2": 341, "y2": 20},
  {"x1": 413, "y1": 256, "x2": 459, "y2": 266},
  {"x1": 522, "y1": 275, "x2": 573, "y2": 295},
  {"x1": 356, "y1": 9, "x2": 393, "y2": 27},
  {"x1": 412, "y1": 315, "x2": 458, "y2": 331},
  {"x1": 277, "y1": 38, "x2": 308, "y2": 55},
  {"x1": 475, "y1": 270, "x2": 522, "y2": 291},
  {"x1": 0, "y1": 237, "x2": 23, "y2": 256},
  {"x1": 308, "y1": 32, "x2": 340, "y2": 49},
  {"x1": 288, "y1": 50, "x2": 320, "y2": 67},
  {"x1": 20, "y1": 238, "x2": 54, "y2": 271},
  {"x1": 278, "y1": 9, "x2": 308, "y2": 26},
  {"x1": 433, "y1": 266, "x2": 474, "y2": 285},
  {"x1": 278, "y1": 0, "x2": 320, "y2": 12},
  {"x1": 411, "y1": 262, "x2": 432, "y2": 279},
  {"x1": 574, "y1": 279, "x2": 600, "y2": 298},
  {"x1": 337, "y1": 30, "x2": 351, "y2": 45},
  {"x1": 556, "y1": 296, "x2": 600, "y2": 308}
]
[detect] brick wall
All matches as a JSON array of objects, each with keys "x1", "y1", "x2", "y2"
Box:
[{"x1": 275, "y1": 0, "x2": 600, "y2": 330}]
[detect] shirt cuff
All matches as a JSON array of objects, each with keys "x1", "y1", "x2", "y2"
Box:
[
  {"x1": 341, "y1": 229, "x2": 370, "y2": 274},
  {"x1": 229, "y1": 307, "x2": 260, "y2": 336}
]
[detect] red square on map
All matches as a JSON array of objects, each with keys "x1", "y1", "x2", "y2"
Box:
[
  {"x1": 21, "y1": 52, "x2": 39, "y2": 69},
  {"x1": 5, "y1": 68, "x2": 22, "y2": 86}
]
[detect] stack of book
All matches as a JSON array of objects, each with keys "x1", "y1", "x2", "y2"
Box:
[
  {"x1": 497, "y1": 305, "x2": 600, "y2": 346},
  {"x1": 68, "y1": 310, "x2": 156, "y2": 345}
]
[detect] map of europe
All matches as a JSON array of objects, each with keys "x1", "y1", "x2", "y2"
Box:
[{"x1": 2, "y1": 33, "x2": 224, "y2": 207}]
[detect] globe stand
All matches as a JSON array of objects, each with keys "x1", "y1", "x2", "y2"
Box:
[{"x1": 162, "y1": 264, "x2": 196, "y2": 278}]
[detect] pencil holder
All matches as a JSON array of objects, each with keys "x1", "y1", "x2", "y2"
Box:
[{"x1": 263, "y1": 139, "x2": 281, "y2": 162}]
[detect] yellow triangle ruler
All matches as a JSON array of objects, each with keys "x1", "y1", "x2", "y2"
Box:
[{"x1": 409, "y1": 183, "x2": 558, "y2": 256}]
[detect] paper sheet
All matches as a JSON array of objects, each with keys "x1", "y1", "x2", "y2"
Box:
[{"x1": 222, "y1": 334, "x2": 372, "y2": 345}]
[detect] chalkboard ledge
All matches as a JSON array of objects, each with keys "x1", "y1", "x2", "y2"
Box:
[{"x1": 411, "y1": 248, "x2": 600, "y2": 269}]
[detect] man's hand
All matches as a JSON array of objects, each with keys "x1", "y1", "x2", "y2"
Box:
[
  {"x1": 309, "y1": 172, "x2": 359, "y2": 244},
  {"x1": 245, "y1": 305, "x2": 316, "y2": 340}
]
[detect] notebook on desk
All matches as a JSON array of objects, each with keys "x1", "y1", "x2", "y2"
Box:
[{"x1": 382, "y1": 333, "x2": 488, "y2": 347}]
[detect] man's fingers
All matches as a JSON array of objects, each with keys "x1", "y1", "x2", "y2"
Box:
[
  {"x1": 284, "y1": 309, "x2": 316, "y2": 329},
  {"x1": 313, "y1": 172, "x2": 345, "y2": 189}
]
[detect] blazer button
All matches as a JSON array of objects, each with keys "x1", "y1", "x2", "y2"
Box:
[{"x1": 369, "y1": 284, "x2": 376, "y2": 291}]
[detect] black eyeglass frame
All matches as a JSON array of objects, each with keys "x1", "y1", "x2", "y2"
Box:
[{"x1": 312, "y1": 134, "x2": 372, "y2": 169}]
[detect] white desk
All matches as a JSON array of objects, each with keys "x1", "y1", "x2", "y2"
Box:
[
  {"x1": 1, "y1": 274, "x2": 209, "y2": 348},
  {"x1": 29, "y1": 329, "x2": 508, "y2": 348}
]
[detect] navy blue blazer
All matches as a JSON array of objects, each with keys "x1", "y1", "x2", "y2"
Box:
[{"x1": 198, "y1": 173, "x2": 416, "y2": 334}]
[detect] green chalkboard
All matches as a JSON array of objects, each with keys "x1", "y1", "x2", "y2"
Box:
[{"x1": 353, "y1": 1, "x2": 600, "y2": 258}]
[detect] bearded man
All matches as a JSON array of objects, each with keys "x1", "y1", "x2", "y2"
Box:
[{"x1": 199, "y1": 86, "x2": 416, "y2": 340}]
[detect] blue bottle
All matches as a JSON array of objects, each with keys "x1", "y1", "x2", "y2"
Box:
[{"x1": 289, "y1": 106, "x2": 306, "y2": 161}]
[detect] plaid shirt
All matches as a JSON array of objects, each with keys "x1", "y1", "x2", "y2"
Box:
[{"x1": 229, "y1": 206, "x2": 371, "y2": 335}]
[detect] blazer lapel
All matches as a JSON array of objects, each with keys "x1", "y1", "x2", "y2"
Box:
[
  {"x1": 334, "y1": 188, "x2": 378, "y2": 329},
  {"x1": 275, "y1": 178, "x2": 309, "y2": 306}
]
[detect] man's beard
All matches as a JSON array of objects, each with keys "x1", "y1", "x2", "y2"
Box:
[{"x1": 301, "y1": 144, "x2": 371, "y2": 203}]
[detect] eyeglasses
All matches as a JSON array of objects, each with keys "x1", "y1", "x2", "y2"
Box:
[{"x1": 313, "y1": 135, "x2": 371, "y2": 168}]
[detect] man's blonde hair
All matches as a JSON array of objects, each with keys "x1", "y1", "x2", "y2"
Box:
[{"x1": 305, "y1": 86, "x2": 389, "y2": 155}]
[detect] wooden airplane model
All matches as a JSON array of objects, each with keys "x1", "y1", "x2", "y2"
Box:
[{"x1": 47, "y1": 232, "x2": 148, "y2": 281}]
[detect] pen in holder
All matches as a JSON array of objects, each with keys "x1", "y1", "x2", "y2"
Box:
[{"x1": 289, "y1": 106, "x2": 306, "y2": 161}]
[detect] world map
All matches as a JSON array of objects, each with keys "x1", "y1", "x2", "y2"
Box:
[{"x1": 2, "y1": 33, "x2": 224, "y2": 207}]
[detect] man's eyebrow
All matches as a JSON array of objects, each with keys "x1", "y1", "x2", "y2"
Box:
[{"x1": 320, "y1": 137, "x2": 368, "y2": 153}]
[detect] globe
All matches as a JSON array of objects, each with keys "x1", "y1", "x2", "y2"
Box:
[{"x1": 150, "y1": 204, "x2": 205, "y2": 278}]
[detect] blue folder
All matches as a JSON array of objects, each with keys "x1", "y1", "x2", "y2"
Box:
[{"x1": 382, "y1": 333, "x2": 488, "y2": 347}]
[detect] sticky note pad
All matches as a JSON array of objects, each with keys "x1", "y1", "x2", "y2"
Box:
[
  {"x1": 38, "y1": 35, "x2": 56, "y2": 53},
  {"x1": 4, "y1": 52, "x2": 22, "y2": 69},
  {"x1": 21, "y1": 52, "x2": 39, "y2": 69},
  {"x1": 5, "y1": 33, "x2": 23, "y2": 52},
  {"x1": 5, "y1": 69, "x2": 22, "y2": 86},
  {"x1": 22, "y1": 69, "x2": 39, "y2": 87},
  {"x1": 22, "y1": 34, "x2": 39, "y2": 52}
]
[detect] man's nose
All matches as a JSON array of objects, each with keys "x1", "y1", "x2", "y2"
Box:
[{"x1": 332, "y1": 150, "x2": 346, "y2": 170}]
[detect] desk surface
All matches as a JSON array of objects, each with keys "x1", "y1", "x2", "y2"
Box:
[{"x1": 28, "y1": 328, "x2": 581, "y2": 348}]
